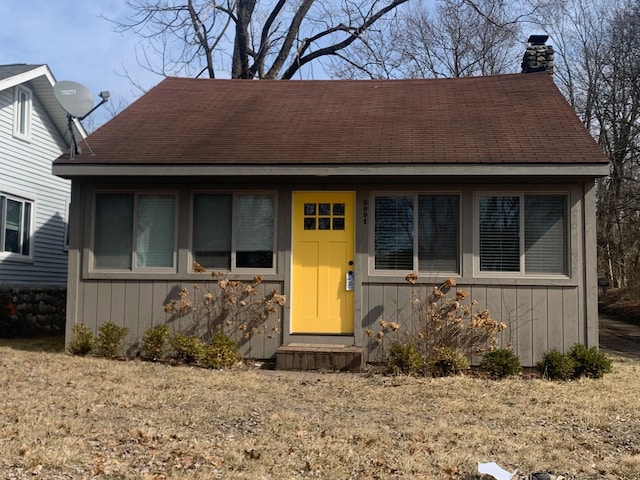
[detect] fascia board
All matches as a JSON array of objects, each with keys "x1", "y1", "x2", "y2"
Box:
[
  {"x1": 53, "y1": 163, "x2": 611, "y2": 179},
  {"x1": 0, "y1": 65, "x2": 52, "y2": 91}
]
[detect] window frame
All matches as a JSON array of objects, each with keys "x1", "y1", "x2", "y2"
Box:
[
  {"x1": 0, "y1": 190, "x2": 35, "y2": 262},
  {"x1": 370, "y1": 191, "x2": 461, "y2": 276},
  {"x1": 190, "y1": 191, "x2": 277, "y2": 274},
  {"x1": 90, "y1": 191, "x2": 178, "y2": 273},
  {"x1": 13, "y1": 85, "x2": 32, "y2": 141},
  {"x1": 474, "y1": 191, "x2": 569, "y2": 278}
]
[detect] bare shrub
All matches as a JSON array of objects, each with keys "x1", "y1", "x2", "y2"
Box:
[
  {"x1": 163, "y1": 263, "x2": 286, "y2": 355},
  {"x1": 373, "y1": 275, "x2": 506, "y2": 376}
]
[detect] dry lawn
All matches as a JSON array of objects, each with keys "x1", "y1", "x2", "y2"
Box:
[{"x1": 1, "y1": 337, "x2": 639, "y2": 480}]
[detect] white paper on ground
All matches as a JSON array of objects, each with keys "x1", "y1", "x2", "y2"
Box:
[{"x1": 478, "y1": 462, "x2": 518, "y2": 480}]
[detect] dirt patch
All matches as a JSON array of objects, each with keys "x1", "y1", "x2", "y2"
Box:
[
  {"x1": 599, "y1": 289, "x2": 640, "y2": 325},
  {"x1": 599, "y1": 314, "x2": 640, "y2": 360}
]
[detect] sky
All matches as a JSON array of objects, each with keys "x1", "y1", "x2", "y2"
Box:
[{"x1": 0, "y1": 1, "x2": 162, "y2": 128}]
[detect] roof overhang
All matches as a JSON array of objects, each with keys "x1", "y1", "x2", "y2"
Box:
[
  {"x1": 0, "y1": 64, "x2": 87, "y2": 142},
  {"x1": 52, "y1": 163, "x2": 611, "y2": 179}
]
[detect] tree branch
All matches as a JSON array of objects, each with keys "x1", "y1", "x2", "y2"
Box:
[
  {"x1": 264, "y1": 0, "x2": 316, "y2": 79},
  {"x1": 281, "y1": 0, "x2": 410, "y2": 79}
]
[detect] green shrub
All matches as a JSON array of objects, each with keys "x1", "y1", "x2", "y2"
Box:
[
  {"x1": 536, "y1": 349, "x2": 576, "y2": 381},
  {"x1": 481, "y1": 348, "x2": 522, "y2": 379},
  {"x1": 386, "y1": 342, "x2": 424, "y2": 375},
  {"x1": 568, "y1": 344, "x2": 612, "y2": 379},
  {"x1": 200, "y1": 329, "x2": 240, "y2": 369},
  {"x1": 68, "y1": 322, "x2": 94, "y2": 356},
  {"x1": 141, "y1": 324, "x2": 170, "y2": 361},
  {"x1": 428, "y1": 347, "x2": 470, "y2": 377},
  {"x1": 169, "y1": 332, "x2": 204, "y2": 364},
  {"x1": 94, "y1": 322, "x2": 128, "y2": 358}
]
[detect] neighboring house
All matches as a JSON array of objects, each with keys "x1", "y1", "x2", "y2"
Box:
[
  {"x1": 0, "y1": 64, "x2": 85, "y2": 287},
  {"x1": 53, "y1": 71, "x2": 609, "y2": 367}
]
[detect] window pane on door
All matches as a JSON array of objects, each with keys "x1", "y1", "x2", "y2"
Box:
[
  {"x1": 479, "y1": 196, "x2": 520, "y2": 272},
  {"x1": 95, "y1": 194, "x2": 133, "y2": 269},
  {"x1": 136, "y1": 195, "x2": 175, "y2": 268},
  {"x1": 375, "y1": 196, "x2": 414, "y2": 270},
  {"x1": 418, "y1": 195, "x2": 459, "y2": 272},
  {"x1": 525, "y1": 195, "x2": 566, "y2": 274},
  {"x1": 193, "y1": 194, "x2": 232, "y2": 269},
  {"x1": 235, "y1": 195, "x2": 274, "y2": 268}
]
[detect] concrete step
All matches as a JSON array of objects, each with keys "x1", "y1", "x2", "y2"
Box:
[{"x1": 276, "y1": 343, "x2": 364, "y2": 372}]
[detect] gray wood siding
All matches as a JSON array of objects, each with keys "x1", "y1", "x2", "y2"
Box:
[
  {"x1": 0, "y1": 84, "x2": 71, "y2": 287},
  {"x1": 65, "y1": 180, "x2": 598, "y2": 367},
  {"x1": 360, "y1": 283, "x2": 584, "y2": 366},
  {"x1": 71, "y1": 278, "x2": 284, "y2": 359}
]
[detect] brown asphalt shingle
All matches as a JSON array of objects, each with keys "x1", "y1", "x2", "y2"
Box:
[{"x1": 55, "y1": 72, "x2": 609, "y2": 166}]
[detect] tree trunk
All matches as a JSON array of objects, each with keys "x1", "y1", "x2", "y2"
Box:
[{"x1": 232, "y1": 0, "x2": 257, "y2": 79}]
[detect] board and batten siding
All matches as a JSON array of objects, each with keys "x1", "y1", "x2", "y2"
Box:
[
  {"x1": 65, "y1": 180, "x2": 598, "y2": 366},
  {"x1": 360, "y1": 283, "x2": 583, "y2": 366},
  {"x1": 72, "y1": 278, "x2": 285, "y2": 359},
  {"x1": 0, "y1": 84, "x2": 71, "y2": 287}
]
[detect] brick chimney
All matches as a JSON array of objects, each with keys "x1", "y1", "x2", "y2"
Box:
[{"x1": 522, "y1": 35, "x2": 554, "y2": 74}]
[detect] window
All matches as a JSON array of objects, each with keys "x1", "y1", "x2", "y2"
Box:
[
  {"x1": 373, "y1": 194, "x2": 459, "y2": 273},
  {"x1": 64, "y1": 199, "x2": 70, "y2": 251},
  {"x1": 93, "y1": 193, "x2": 176, "y2": 270},
  {"x1": 478, "y1": 194, "x2": 567, "y2": 275},
  {"x1": 13, "y1": 86, "x2": 32, "y2": 140},
  {"x1": 0, "y1": 193, "x2": 33, "y2": 258},
  {"x1": 193, "y1": 193, "x2": 275, "y2": 271}
]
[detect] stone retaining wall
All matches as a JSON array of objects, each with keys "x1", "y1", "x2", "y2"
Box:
[{"x1": 0, "y1": 288, "x2": 66, "y2": 337}]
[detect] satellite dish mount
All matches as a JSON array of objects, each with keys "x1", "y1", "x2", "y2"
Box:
[{"x1": 53, "y1": 80, "x2": 110, "y2": 156}]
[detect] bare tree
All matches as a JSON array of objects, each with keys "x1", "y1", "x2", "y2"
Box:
[
  {"x1": 109, "y1": 0, "x2": 411, "y2": 80},
  {"x1": 402, "y1": 0, "x2": 522, "y2": 78},
  {"x1": 541, "y1": 0, "x2": 640, "y2": 288},
  {"x1": 531, "y1": 0, "x2": 609, "y2": 127},
  {"x1": 592, "y1": 2, "x2": 640, "y2": 288},
  {"x1": 329, "y1": 0, "x2": 528, "y2": 79}
]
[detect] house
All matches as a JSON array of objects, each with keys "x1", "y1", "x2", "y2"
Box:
[
  {"x1": 0, "y1": 64, "x2": 86, "y2": 335},
  {"x1": 53, "y1": 71, "x2": 609, "y2": 367}
]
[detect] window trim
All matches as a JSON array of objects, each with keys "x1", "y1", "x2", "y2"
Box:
[
  {"x1": 369, "y1": 191, "x2": 461, "y2": 276},
  {"x1": 13, "y1": 85, "x2": 32, "y2": 141},
  {"x1": 0, "y1": 189, "x2": 35, "y2": 262},
  {"x1": 90, "y1": 191, "x2": 178, "y2": 273},
  {"x1": 190, "y1": 191, "x2": 278, "y2": 274},
  {"x1": 474, "y1": 191, "x2": 569, "y2": 278}
]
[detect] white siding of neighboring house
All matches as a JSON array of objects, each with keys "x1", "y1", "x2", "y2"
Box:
[{"x1": 0, "y1": 83, "x2": 71, "y2": 287}]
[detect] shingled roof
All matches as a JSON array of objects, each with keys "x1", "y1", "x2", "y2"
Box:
[{"x1": 54, "y1": 72, "x2": 609, "y2": 171}]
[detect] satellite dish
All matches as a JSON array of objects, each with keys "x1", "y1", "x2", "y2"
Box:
[{"x1": 54, "y1": 80, "x2": 94, "y2": 118}]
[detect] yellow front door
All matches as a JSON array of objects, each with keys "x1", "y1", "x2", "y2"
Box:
[{"x1": 292, "y1": 192, "x2": 355, "y2": 334}]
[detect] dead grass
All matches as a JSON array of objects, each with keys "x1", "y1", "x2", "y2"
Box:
[{"x1": 1, "y1": 344, "x2": 639, "y2": 479}]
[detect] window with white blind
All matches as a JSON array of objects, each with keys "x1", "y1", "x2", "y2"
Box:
[
  {"x1": 193, "y1": 193, "x2": 275, "y2": 271},
  {"x1": 93, "y1": 193, "x2": 176, "y2": 270},
  {"x1": 477, "y1": 194, "x2": 567, "y2": 275},
  {"x1": 1, "y1": 192, "x2": 33, "y2": 258},
  {"x1": 373, "y1": 194, "x2": 459, "y2": 273}
]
